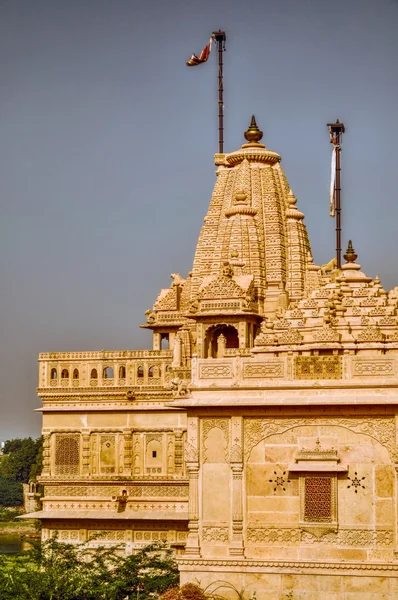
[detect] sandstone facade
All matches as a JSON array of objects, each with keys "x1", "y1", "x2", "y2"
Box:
[{"x1": 32, "y1": 118, "x2": 398, "y2": 598}]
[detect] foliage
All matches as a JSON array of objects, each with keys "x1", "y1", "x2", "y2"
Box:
[
  {"x1": 0, "y1": 437, "x2": 42, "y2": 484},
  {"x1": 0, "y1": 538, "x2": 179, "y2": 600},
  {"x1": 0, "y1": 506, "x2": 24, "y2": 521},
  {"x1": 0, "y1": 476, "x2": 23, "y2": 507}
]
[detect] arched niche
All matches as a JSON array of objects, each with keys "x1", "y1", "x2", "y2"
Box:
[
  {"x1": 204, "y1": 324, "x2": 239, "y2": 358},
  {"x1": 146, "y1": 439, "x2": 162, "y2": 473}
]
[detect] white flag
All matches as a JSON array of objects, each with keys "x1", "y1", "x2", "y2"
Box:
[{"x1": 329, "y1": 146, "x2": 336, "y2": 217}]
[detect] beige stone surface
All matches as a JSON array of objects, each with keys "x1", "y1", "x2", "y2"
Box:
[{"x1": 35, "y1": 119, "x2": 398, "y2": 596}]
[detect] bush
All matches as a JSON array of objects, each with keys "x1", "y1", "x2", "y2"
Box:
[
  {"x1": 0, "y1": 538, "x2": 179, "y2": 600},
  {"x1": 0, "y1": 506, "x2": 23, "y2": 521}
]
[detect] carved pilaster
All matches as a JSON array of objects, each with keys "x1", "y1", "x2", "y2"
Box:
[
  {"x1": 153, "y1": 332, "x2": 161, "y2": 351},
  {"x1": 42, "y1": 434, "x2": 51, "y2": 476},
  {"x1": 81, "y1": 432, "x2": 91, "y2": 476},
  {"x1": 230, "y1": 466, "x2": 244, "y2": 556},
  {"x1": 230, "y1": 416, "x2": 244, "y2": 556},
  {"x1": 174, "y1": 431, "x2": 184, "y2": 474},
  {"x1": 184, "y1": 416, "x2": 200, "y2": 557},
  {"x1": 123, "y1": 432, "x2": 132, "y2": 476},
  {"x1": 185, "y1": 463, "x2": 200, "y2": 556},
  {"x1": 394, "y1": 463, "x2": 398, "y2": 558}
]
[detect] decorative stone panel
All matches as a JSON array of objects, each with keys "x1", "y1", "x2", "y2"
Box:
[
  {"x1": 242, "y1": 360, "x2": 284, "y2": 379},
  {"x1": 294, "y1": 356, "x2": 342, "y2": 380},
  {"x1": 352, "y1": 359, "x2": 395, "y2": 377}
]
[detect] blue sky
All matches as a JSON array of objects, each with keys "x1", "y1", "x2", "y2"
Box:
[{"x1": 0, "y1": 0, "x2": 397, "y2": 438}]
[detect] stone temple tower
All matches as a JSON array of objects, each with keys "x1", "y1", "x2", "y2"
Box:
[{"x1": 144, "y1": 116, "x2": 311, "y2": 361}]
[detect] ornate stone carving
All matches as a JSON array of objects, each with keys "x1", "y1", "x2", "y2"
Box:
[
  {"x1": 168, "y1": 377, "x2": 191, "y2": 397},
  {"x1": 199, "y1": 364, "x2": 232, "y2": 378},
  {"x1": 311, "y1": 326, "x2": 341, "y2": 342},
  {"x1": 246, "y1": 527, "x2": 393, "y2": 547},
  {"x1": 353, "y1": 360, "x2": 394, "y2": 376},
  {"x1": 202, "y1": 418, "x2": 230, "y2": 462},
  {"x1": 294, "y1": 356, "x2": 342, "y2": 380},
  {"x1": 202, "y1": 418, "x2": 229, "y2": 442},
  {"x1": 54, "y1": 434, "x2": 80, "y2": 476},
  {"x1": 230, "y1": 443, "x2": 243, "y2": 463},
  {"x1": 244, "y1": 417, "x2": 395, "y2": 460},
  {"x1": 247, "y1": 527, "x2": 300, "y2": 544},
  {"x1": 184, "y1": 442, "x2": 199, "y2": 463},
  {"x1": 202, "y1": 527, "x2": 229, "y2": 543},
  {"x1": 356, "y1": 326, "x2": 384, "y2": 342},
  {"x1": 278, "y1": 329, "x2": 302, "y2": 345},
  {"x1": 242, "y1": 362, "x2": 284, "y2": 379}
]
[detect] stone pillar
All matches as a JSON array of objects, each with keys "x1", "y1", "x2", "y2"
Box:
[
  {"x1": 239, "y1": 322, "x2": 247, "y2": 349},
  {"x1": 172, "y1": 335, "x2": 182, "y2": 367},
  {"x1": 217, "y1": 333, "x2": 226, "y2": 358},
  {"x1": 153, "y1": 332, "x2": 161, "y2": 351}
]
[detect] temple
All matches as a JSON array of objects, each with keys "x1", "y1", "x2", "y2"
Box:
[{"x1": 32, "y1": 117, "x2": 398, "y2": 597}]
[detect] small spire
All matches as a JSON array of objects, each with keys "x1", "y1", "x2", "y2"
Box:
[
  {"x1": 343, "y1": 240, "x2": 358, "y2": 263},
  {"x1": 287, "y1": 189, "x2": 297, "y2": 206},
  {"x1": 244, "y1": 115, "x2": 263, "y2": 144}
]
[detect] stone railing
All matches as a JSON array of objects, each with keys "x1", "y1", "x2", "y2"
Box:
[
  {"x1": 38, "y1": 350, "x2": 173, "y2": 389},
  {"x1": 192, "y1": 354, "x2": 398, "y2": 386}
]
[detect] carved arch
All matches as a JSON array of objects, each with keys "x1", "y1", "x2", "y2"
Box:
[{"x1": 244, "y1": 417, "x2": 395, "y2": 461}]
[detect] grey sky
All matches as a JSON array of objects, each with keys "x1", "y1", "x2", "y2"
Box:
[{"x1": 0, "y1": 0, "x2": 397, "y2": 439}]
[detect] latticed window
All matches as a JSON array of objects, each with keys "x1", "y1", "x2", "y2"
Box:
[
  {"x1": 303, "y1": 476, "x2": 333, "y2": 523},
  {"x1": 54, "y1": 434, "x2": 80, "y2": 476}
]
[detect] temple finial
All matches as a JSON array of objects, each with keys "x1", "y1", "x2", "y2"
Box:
[
  {"x1": 244, "y1": 115, "x2": 263, "y2": 144},
  {"x1": 343, "y1": 240, "x2": 358, "y2": 263}
]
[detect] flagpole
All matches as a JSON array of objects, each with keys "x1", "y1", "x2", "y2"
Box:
[
  {"x1": 212, "y1": 30, "x2": 226, "y2": 153},
  {"x1": 327, "y1": 119, "x2": 345, "y2": 269}
]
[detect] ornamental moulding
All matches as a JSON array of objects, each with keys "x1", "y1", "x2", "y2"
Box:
[{"x1": 177, "y1": 558, "x2": 398, "y2": 572}]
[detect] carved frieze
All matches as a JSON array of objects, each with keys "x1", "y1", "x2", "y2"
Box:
[{"x1": 246, "y1": 527, "x2": 393, "y2": 547}]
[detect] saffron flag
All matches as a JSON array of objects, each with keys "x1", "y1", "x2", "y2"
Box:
[
  {"x1": 186, "y1": 37, "x2": 213, "y2": 66},
  {"x1": 330, "y1": 145, "x2": 336, "y2": 217}
]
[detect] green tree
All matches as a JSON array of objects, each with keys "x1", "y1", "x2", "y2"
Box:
[
  {"x1": 0, "y1": 476, "x2": 23, "y2": 506},
  {"x1": 0, "y1": 538, "x2": 179, "y2": 600},
  {"x1": 0, "y1": 437, "x2": 42, "y2": 483}
]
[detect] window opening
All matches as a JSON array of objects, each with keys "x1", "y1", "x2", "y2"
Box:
[
  {"x1": 161, "y1": 334, "x2": 169, "y2": 350},
  {"x1": 103, "y1": 366, "x2": 114, "y2": 379}
]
